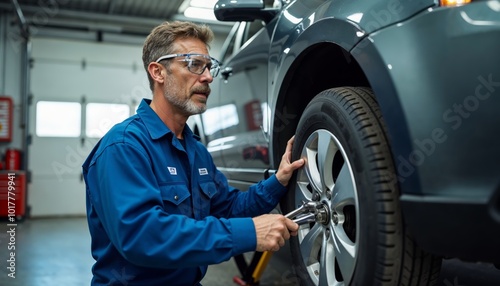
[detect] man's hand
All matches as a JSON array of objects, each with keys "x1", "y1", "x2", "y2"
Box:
[
  {"x1": 252, "y1": 214, "x2": 299, "y2": 252},
  {"x1": 276, "y1": 136, "x2": 305, "y2": 187}
]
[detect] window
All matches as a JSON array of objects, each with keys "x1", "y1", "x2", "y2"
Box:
[
  {"x1": 36, "y1": 101, "x2": 81, "y2": 137},
  {"x1": 85, "y1": 103, "x2": 130, "y2": 138},
  {"x1": 202, "y1": 103, "x2": 239, "y2": 136},
  {"x1": 219, "y1": 22, "x2": 241, "y2": 64},
  {"x1": 243, "y1": 20, "x2": 265, "y2": 45}
]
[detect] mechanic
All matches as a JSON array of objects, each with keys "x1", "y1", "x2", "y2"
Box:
[{"x1": 82, "y1": 21, "x2": 305, "y2": 285}]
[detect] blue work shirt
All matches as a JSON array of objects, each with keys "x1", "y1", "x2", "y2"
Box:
[{"x1": 82, "y1": 99, "x2": 287, "y2": 286}]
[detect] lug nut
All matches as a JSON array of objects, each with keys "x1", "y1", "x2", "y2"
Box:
[
  {"x1": 332, "y1": 212, "x2": 339, "y2": 225},
  {"x1": 312, "y1": 192, "x2": 320, "y2": 201},
  {"x1": 326, "y1": 190, "x2": 332, "y2": 200}
]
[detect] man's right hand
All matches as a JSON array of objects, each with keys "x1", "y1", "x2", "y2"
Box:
[{"x1": 252, "y1": 214, "x2": 299, "y2": 252}]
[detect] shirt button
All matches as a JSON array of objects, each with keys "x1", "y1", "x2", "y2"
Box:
[{"x1": 174, "y1": 195, "x2": 179, "y2": 200}]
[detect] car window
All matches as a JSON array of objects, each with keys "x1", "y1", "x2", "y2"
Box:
[
  {"x1": 219, "y1": 22, "x2": 240, "y2": 64},
  {"x1": 242, "y1": 20, "x2": 266, "y2": 47}
]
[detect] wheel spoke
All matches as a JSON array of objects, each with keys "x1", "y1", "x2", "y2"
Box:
[
  {"x1": 301, "y1": 130, "x2": 337, "y2": 195},
  {"x1": 330, "y1": 161, "x2": 357, "y2": 283},
  {"x1": 303, "y1": 137, "x2": 322, "y2": 193},
  {"x1": 300, "y1": 223, "x2": 322, "y2": 266},
  {"x1": 331, "y1": 162, "x2": 356, "y2": 209},
  {"x1": 318, "y1": 131, "x2": 337, "y2": 191},
  {"x1": 319, "y1": 230, "x2": 334, "y2": 286},
  {"x1": 295, "y1": 181, "x2": 312, "y2": 204},
  {"x1": 332, "y1": 224, "x2": 356, "y2": 283}
]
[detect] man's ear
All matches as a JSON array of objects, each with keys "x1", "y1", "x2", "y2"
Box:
[{"x1": 147, "y1": 62, "x2": 166, "y2": 85}]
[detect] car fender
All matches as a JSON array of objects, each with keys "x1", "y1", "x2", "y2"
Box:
[
  {"x1": 268, "y1": 0, "x2": 435, "y2": 97},
  {"x1": 267, "y1": 0, "x2": 434, "y2": 167}
]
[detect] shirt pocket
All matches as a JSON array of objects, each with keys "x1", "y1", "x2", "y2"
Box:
[
  {"x1": 159, "y1": 183, "x2": 192, "y2": 217},
  {"x1": 199, "y1": 180, "x2": 218, "y2": 199},
  {"x1": 197, "y1": 180, "x2": 219, "y2": 218}
]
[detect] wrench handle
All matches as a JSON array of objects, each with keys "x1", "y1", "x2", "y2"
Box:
[
  {"x1": 292, "y1": 213, "x2": 316, "y2": 225},
  {"x1": 284, "y1": 205, "x2": 306, "y2": 219}
]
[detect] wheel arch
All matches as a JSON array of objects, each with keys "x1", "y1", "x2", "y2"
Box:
[
  {"x1": 271, "y1": 39, "x2": 420, "y2": 196},
  {"x1": 270, "y1": 41, "x2": 370, "y2": 167}
]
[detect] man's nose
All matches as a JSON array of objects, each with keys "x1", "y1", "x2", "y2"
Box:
[{"x1": 200, "y1": 67, "x2": 214, "y2": 83}]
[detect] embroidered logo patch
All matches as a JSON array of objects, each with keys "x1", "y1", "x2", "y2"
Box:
[
  {"x1": 198, "y1": 168, "x2": 208, "y2": 175},
  {"x1": 168, "y1": 167, "x2": 177, "y2": 175}
]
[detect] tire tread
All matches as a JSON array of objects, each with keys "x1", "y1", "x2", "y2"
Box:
[{"x1": 335, "y1": 87, "x2": 442, "y2": 286}]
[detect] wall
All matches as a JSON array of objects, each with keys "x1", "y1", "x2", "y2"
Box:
[{"x1": 0, "y1": 13, "x2": 24, "y2": 158}]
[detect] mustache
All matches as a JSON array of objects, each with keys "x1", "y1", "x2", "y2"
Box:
[{"x1": 191, "y1": 85, "x2": 211, "y2": 96}]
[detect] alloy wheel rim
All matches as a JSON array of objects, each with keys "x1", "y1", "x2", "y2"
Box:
[{"x1": 294, "y1": 129, "x2": 360, "y2": 285}]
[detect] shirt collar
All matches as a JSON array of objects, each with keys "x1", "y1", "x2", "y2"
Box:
[{"x1": 137, "y1": 98, "x2": 197, "y2": 141}]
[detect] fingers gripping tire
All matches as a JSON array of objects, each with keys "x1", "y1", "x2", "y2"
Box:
[{"x1": 282, "y1": 87, "x2": 441, "y2": 286}]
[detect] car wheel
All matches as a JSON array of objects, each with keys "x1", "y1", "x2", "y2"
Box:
[{"x1": 282, "y1": 87, "x2": 442, "y2": 285}]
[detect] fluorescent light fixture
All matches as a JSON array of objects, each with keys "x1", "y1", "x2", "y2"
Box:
[
  {"x1": 184, "y1": 6, "x2": 217, "y2": 21},
  {"x1": 190, "y1": 0, "x2": 218, "y2": 8},
  {"x1": 180, "y1": 0, "x2": 218, "y2": 21}
]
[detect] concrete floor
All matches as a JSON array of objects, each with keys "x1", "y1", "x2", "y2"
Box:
[
  {"x1": 0, "y1": 217, "x2": 298, "y2": 286},
  {"x1": 1, "y1": 217, "x2": 499, "y2": 286}
]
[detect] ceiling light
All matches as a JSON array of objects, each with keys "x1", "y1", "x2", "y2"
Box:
[
  {"x1": 184, "y1": 7, "x2": 217, "y2": 21},
  {"x1": 190, "y1": 0, "x2": 218, "y2": 8}
]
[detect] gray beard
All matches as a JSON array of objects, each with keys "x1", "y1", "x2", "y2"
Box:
[{"x1": 164, "y1": 78, "x2": 207, "y2": 116}]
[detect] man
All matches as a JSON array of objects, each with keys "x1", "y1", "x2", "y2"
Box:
[{"x1": 82, "y1": 21, "x2": 304, "y2": 285}]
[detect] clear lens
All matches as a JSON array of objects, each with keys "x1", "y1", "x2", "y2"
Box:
[
  {"x1": 186, "y1": 58, "x2": 206, "y2": 74},
  {"x1": 183, "y1": 55, "x2": 220, "y2": 77}
]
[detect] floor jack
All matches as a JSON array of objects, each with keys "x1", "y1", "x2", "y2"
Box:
[{"x1": 232, "y1": 201, "x2": 323, "y2": 286}]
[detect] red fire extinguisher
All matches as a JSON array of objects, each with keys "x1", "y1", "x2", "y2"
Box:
[{"x1": 5, "y1": 148, "x2": 21, "y2": 170}]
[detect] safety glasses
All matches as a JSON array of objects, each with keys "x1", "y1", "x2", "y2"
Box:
[{"x1": 155, "y1": 53, "x2": 221, "y2": 78}]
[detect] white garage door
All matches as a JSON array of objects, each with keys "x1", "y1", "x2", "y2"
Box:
[{"x1": 28, "y1": 37, "x2": 149, "y2": 217}]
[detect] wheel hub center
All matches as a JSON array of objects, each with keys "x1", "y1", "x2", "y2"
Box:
[{"x1": 316, "y1": 202, "x2": 330, "y2": 225}]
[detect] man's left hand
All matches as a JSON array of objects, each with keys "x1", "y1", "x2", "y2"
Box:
[{"x1": 276, "y1": 136, "x2": 305, "y2": 187}]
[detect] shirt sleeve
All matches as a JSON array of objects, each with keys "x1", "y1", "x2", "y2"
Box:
[
  {"x1": 85, "y1": 142, "x2": 256, "y2": 269},
  {"x1": 209, "y1": 168, "x2": 288, "y2": 219}
]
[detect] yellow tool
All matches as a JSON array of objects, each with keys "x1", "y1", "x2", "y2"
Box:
[{"x1": 233, "y1": 201, "x2": 321, "y2": 285}]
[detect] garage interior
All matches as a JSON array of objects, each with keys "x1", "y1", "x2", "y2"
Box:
[
  {"x1": 0, "y1": 0, "x2": 499, "y2": 285},
  {"x1": 0, "y1": 0, "x2": 299, "y2": 285}
]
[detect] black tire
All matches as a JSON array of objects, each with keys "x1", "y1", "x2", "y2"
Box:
[{"x1": 282, "y1": 87, "x2": 442, "y2": 286}]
